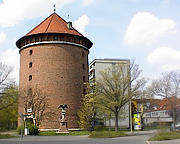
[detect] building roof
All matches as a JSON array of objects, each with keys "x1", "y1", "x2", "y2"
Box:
[
  {"x1": 89, "y1": 58, "x2": 130, "y2": 66},
  {"x1": 25, "y1": 12, "x2": 83, "y2": 37}
]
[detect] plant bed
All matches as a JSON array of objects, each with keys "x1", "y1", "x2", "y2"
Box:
[{"x1": 39, "y1": 130, "x2": 90, "y2": 136}]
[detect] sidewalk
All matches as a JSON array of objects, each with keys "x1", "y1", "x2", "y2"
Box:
[
  {"x1": 126, "y1": 130, "x2": 156, "y2": 136},
  {"x1": 147, "y1": 139, "x2": 180, "y2": 144}
]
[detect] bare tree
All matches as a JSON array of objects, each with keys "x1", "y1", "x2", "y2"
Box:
[
  {"x1": 96, "y1": 60, "x2": 146, "y2": 131},
  {"x1": 0, "y1": 62, "x2": 14, "y2": 111},
  {"x1": 20, "y1": 87, "x2": 54, "y2": 127},
  {"x1": 0, "y1": 62, "x2": 13, "y2": 91},
  {"x1": 149, "y1": 72, "x2": 180, "y2": 131}
]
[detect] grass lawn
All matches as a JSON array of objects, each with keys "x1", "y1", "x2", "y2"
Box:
[
  {"x1": 149, "y1": 131, "x2": 180, "y2": 141},
  {"x1": 39, "y1": 130, "x2": 90, "y2": 136},
  {"x1": 0, "y1": 134, "x2": 17, "y2": 139},
  {"x1": 40, "y1": 130, "x2": 128, "y2": 138},
  {"x1": 88, "y1": 131, "x2": 127, "y2": 138}
]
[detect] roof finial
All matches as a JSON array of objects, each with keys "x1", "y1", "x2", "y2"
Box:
[
  {"x1": 53, "y1": 4, "x2": 56, "y2": 13},
  {"x1": 67, "y1": 11, "x2": 70, "y2": 21}
]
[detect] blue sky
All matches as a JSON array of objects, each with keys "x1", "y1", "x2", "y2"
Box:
[{"x1": 0, "y1": 0, "x2": 180, "y2": 82}]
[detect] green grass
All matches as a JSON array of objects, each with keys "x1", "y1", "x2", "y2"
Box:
[
  {"x1": 39, "y1": 130, "x2": 90, "y2": 136},
  {"x1": 88, "y1": 131, "x2": 127, "y2": 138},
  {"x1": 149, "y1": 131, "x2": 180, "y2": 141},
  {"x1": 0, "y1": 134, "x2": 17, "y2": 139}
]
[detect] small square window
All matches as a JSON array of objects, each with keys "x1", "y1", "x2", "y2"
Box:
[{"x1": 53, "y1": 35, "x2": 58, "y2": 40}]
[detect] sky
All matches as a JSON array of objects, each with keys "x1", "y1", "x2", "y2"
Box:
[{"x1": 0, "y1": 0, "x2": 180, "y2": 83}]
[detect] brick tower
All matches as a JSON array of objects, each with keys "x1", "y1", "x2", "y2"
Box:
[{"x1": 16, "y1": 12, "x2": 93, "y2": 129}]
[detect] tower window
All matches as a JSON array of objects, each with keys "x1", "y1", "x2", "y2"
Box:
[
  {"x1": 82, "y1": 51, "x2": 85, "y2": 57},
  {"x1": 83, "y1": 76, "x2": 85, "y2": 82},
  {"x1": 29, "y1": 50, "x2": 33, "y2": 55},
  {"x1": 53, "y1": 35, "x2": 58, "y2": 40},
  {"x1": 29, "y1": 75, "x2": 32, "y2": 81},
  {"x1": 82, "y1": 64, "x2": 85, "y2": 70},
  {"x1": 35, "y1": 36, "x2": 39, "y2": 42},
  {"x1": 29, "y1": 62, "x2": 32, "y2": 68}
]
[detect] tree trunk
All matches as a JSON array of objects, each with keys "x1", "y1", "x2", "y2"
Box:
[
  {"x1": 115, "y1": 112, "x2": 118, "y2": 132},
  {"x1": 109, "y1": 118, "x2": 111, "y2": 131},
  {"x1": 173, "y1": 108, "x2": 176, "y2": 131}
]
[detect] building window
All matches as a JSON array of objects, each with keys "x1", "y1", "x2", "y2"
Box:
[
  {"x1": 82, "y1": 64, "x2": 85, "y2": 70},
  {"x1": 30, "y1": 38, "x2": 33, "y2": 43},
  {"x1": 53, "y1": 35, "x2": 58, "y2": 41},
  {"x1": 29, "y1": 75, "x2": 32, "y2": 81},
  {"x1": 35, "y1": 36, "x2": 39, "y2": 42},
  {"x1": 82, "y1": 51, "x2": 85, "y2": 57},
  {"x1": 47, "y1": 35, "x2": 51, "y2": 41},
  {"x1": 29, "y1": 50, "x2": 33, "y2": 55},
  {"x1": 29, "y1": 62, "x2": 32, "y2": 68},
  {"x1": 83, "y1": 76, "x2": 86, "y2": 82}
]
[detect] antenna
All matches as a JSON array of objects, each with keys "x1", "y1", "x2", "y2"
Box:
[{"x1": 53, "y1": 4, "x2": 56, "y2": 13}]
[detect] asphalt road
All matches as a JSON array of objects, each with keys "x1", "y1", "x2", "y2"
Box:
[{"x1": 0, "y1": 134, "x2": 150, "y2": 144}]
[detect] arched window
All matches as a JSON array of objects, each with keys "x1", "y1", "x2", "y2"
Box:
[
  {"x1": 29, "y1": 75, "x2": 32, "y2": 81},
  {"x1": 29, "y1": 62, "x2": 32, "y2": 68},
  {"x1": 29, "y1": 50, "x2": 33, "y2": 55}
]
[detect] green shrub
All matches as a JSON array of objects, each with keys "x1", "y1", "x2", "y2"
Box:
[
  {"x1": 17, "y1": 124, "x2": 39, "y2": 135},
  {"x1": 94, "y1": 125, "x2": 106, "y2": 131},
  {"x1": 28, "y1": 124, "x2": 39, "y2": 135},
  {"x1": 16, "y1": 126, "x2": 24, "y2": 135}
]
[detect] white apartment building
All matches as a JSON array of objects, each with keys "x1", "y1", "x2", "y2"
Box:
[
  {"x1": 89, "y1": 59, "x2": 130, "y2": 128},
  {"x1": 143, "y1": 110, "x2": 172, "y2": 125}
]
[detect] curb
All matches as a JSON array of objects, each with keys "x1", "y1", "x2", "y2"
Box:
[{"x1": 146, "y1": 141, "x2": 150, "y2": 144}]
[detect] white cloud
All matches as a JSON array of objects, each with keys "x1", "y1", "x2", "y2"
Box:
[
  {"x1": 82, "y1": 0, "x2": 94, "y2": 6},
  {"x1": 0, "y1": 0, "x2": 74, "y2": 27},
  {"x1": 0, "y1": 32, "x2": 6, "y2": 43},
  {"x1": 0, "y1": 48, "x2": 20, "y2": 82},
  {"x1": 125, "y1": 12, "x2": 176, "y2": 45},
  {"x1": 73, "y1": 15, "x2": 89, "y2": 36},
  {"x1": 148, "y1": 47, "x2": 180, "y2": 71}
]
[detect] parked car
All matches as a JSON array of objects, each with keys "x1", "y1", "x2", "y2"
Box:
[{"x1": 170, "y1": 122, "x2": 180, "y2": 131}]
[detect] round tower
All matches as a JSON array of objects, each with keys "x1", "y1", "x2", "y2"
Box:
[{"x1": 16, "y1": 12, "x2": 93, "y2": 129}]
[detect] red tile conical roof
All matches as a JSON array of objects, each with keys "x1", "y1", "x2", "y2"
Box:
[{"x1": 26, "y1": 13, "x2": 83, "y2": 37}]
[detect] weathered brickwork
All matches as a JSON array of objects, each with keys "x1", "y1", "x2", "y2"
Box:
[{"x1": 18, "y1": 43, "x2": 89, "y2": 129}]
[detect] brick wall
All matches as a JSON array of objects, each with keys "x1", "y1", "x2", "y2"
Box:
[{"x1": 18, "y1": 43, "x2": 89, "y2": 129}]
